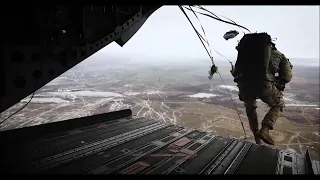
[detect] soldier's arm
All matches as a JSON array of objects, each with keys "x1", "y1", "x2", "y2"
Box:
[
  {"x1": 231, "y1": 43, "x2": 241, "y2": 77},
  {"x1": 278, "y1": 54, "x2": 293, "y2": 84},
  {"x1": 230, "y1": 65, "x2": 237, "y2": 77},
  {"x1": 230, "y1": 61, "x2": 241, "y2": 78}
]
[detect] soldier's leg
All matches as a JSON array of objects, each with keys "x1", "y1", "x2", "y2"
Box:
[
  {"x1": 239, "y1": 89, "x2": 261, "y2": 144},
  {"x1": 244, "y1": 98, "x2": 258, "y2": 132},
  {"x1": 258, "y1": 82, "x2": 285, "y2": 145},
  {"x1": 244, "y1": 98, "x2": 262, "y2": 144}
]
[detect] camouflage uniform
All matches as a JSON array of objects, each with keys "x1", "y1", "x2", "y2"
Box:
[{"x1": 231, "y1": 49, "x2": 293, "y2": 145}]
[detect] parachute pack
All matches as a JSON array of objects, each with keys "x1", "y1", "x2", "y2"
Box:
[{"x1": 235, "y1": 32, "x2": 273, "y2": 83}]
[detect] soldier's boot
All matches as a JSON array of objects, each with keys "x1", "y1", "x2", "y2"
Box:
[
  {"x1": 252, "y1": 130, "x2": 262, "y2": 145},
  {"x1": 259, "y1": 124, "x2": 275, "y2": 145}
]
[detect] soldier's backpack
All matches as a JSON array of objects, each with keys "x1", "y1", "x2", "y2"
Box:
[{"x1": 234, "y1": 32, "x2": 272, "y2": 84}]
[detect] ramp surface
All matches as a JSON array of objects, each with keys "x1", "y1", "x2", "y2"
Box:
[{"x1": 0, "y1": 109, "x2": 318, "y2": 174}]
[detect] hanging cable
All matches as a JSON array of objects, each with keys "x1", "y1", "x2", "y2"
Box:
[
  {"x1": 194, "y1": 5, "x2": 247, "y2": 34},
  {"x1": 183, "y1": 6, "x2": 234, "y2": 67},
  {"x1": 195, "y1": 5, "x2": 239, "y2": 27},
  {"x1": 185, "y1": 6, "x2": 222, "y2": 21},
  {"x1": 187, "y1": 6, "x2": 214, "y2": 60},
  {"x1": 181, "y1": 6, "x2": 229, "y2": 66},
  {"x1": 178, "y1": 6, "x2": 214, "y2": 65},
  {"x1": 0, "y1": 56, "x2": 43, "y2": 126},
  {"x1": 179, "y1": 5, "x2": 248, "y2": 140},
  {"x1": 216, "y1": 72, "x2": 247, "y2": 139},
  {"x1": 193, "y1": 5, "x2": 251, "y2": 33},
  {"x1": 0, "y1": 92, "x2": 36, "y2": 126},
  {"x1": 181, "y1": 5, "x2": 236, "y2": 71},
  {"x1": 183, "y1": 5, "x2": 251, "y2": 33}
]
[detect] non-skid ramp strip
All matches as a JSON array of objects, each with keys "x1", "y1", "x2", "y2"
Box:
[
  {"x1": 87, "y1": 129, "x2": 194, "y2": 174},
  {"x1": 0, "y1": 118, "x2": 136, "y2": 165},
  {"x1": 207, "y1": 141, "x2": 252, "y2": 174},
  {"x1": 169, "y1": 136, "x2": 234, "y2": 174},
  {"x1": 118, "y1": 131, "x2": 206, "y2": 174},
  {"x1": 0, "y1": 109, "x2": 132, "y2": 146},
  {"x1": 234, "y1": 144, "x2": 279, "y2": 174},
  {"x1": 29, "y1": 118, "x2": 154, "y2": 161},
  {"x1": 33, "y1": 117, "x2": 135, "y2": 145},
  {"x1": 3, "y1": 118, "x2": 145, "y2": 173},
  {"x1": 30, "y1": 118, "x2": 147, "y2": 155},
  {"x1": 44, "y1": 126, "x2": 182, "y2": 174},
  {"x1": 199, "y1": 140, "x2": 246, "y2": 174},
  {"x1": 145, "y1": 133, "x2": 217, "y2": 174},
  {"x1": 29, "y1": 121, "x2": 167, "y2": 172},
  {"x1": 223, "y1": 142, "x2": 252, "y2": 174},
  {"x1": 19, "y1": 118, "x2": 135, "y2": 162},
  {"x1": 3, "y1": 117, "x2": 130, "y2": 153}
]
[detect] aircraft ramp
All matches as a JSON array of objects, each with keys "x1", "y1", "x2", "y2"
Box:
[{"x1": 0, "y1": 109, "x2": 319, "y2": 174}]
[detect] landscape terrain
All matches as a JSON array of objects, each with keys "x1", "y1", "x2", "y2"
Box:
[{"x1": 1, "y1": 53, "x2": 319, "y2": 160}]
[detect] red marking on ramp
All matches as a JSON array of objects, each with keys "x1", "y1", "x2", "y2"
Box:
[
  {"x1": 173, "y1": 137, "x2": 191, "y2": 147},
  {"x1": 169, "y1": 149, "x2": 180, "y2": 153}
]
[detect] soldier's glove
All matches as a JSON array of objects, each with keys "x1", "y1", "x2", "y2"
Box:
[
  {"x1": 275, "y1": 83, "x2": 285, "y2": 91},
  {"x1": 208, "y1": 64, "x2": 218, "y2": 80},
  {"x1": 274, "y1": 77, "x2": 286, "y2": 91},
  {"x1": 211, "y1": 64, "x2": 218, "y2": 74},
  {"x1": 230, "y1": 64, "x2": 235, "y2": 75}
]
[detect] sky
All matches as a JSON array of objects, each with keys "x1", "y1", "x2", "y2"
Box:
[{"x1": 95, "y1": 6, "x2": 319, "y2": 64}]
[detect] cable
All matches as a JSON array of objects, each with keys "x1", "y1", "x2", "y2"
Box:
[
  {"x1": 183, "y1": 5, "x2": 251, "y2": 33},
  {"x1": 194, "y1": 5, "x2": 247, "y2": 34},
  {"x1": 184, "y1": 6, "x2": 221, "y2": 21},
  {"x1": 0, "y1": 55, "x2": 43, "y2": 126},
  {"x1": 193, "y1": 5, "x2": 251, "y2": 33},
  {"x1": 183, "y1": 6, "x2": 234, "y2": 66},
  {"x1": 187, "y1": 6, "x2": 214, "y2": 60},
  {"x1": 179, "y1": 6, "x2": 214, "y2": 64},
  {"x1": 193, "y1": 5, "x2": 222, "y2": 20},
  {"x1": 0, "y1": 91, "x2": 36, "y2": 126},
  {"x1": 179, "y1": 5, "x2": 248, "y2": 140},
  {"x1": 181, "y1": 6, "x2": 234, "y2": 68},
  {"x1": 180, "y1": 6, "x2": 226, "y2": 68},
  {"x1": 216, "y1": 71, "x2": 247, "y2": 139},
  {"x1": 179, "y1": 6, "x2": 212, "y2": 59},
  {"x1": 184, "y1": 6, "x2": 236, "y2": 66}
]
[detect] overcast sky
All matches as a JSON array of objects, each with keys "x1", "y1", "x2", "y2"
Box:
[{"x1": 97, "y1": 6, "x2": 319, "y2": 64}]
